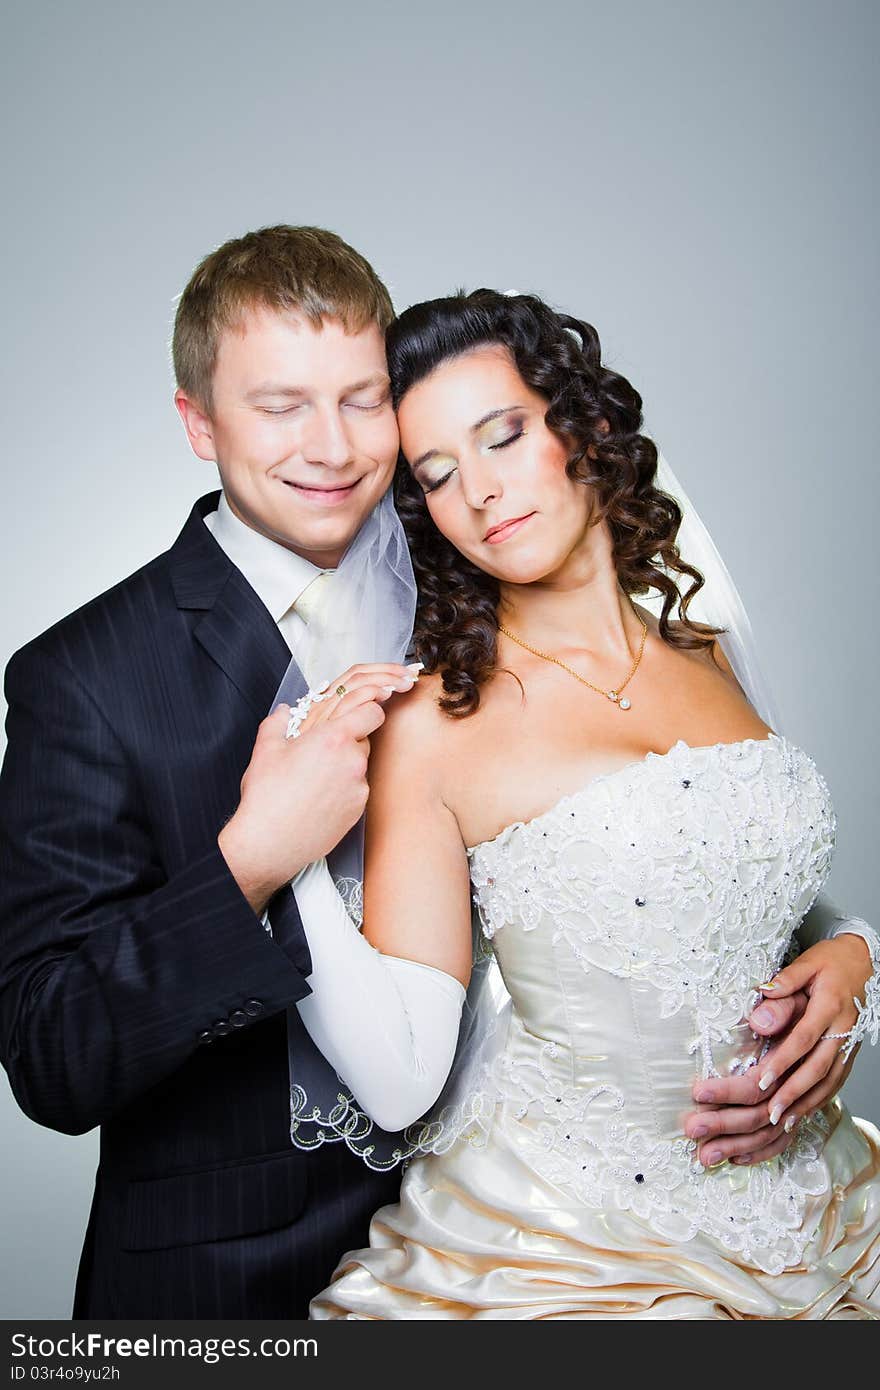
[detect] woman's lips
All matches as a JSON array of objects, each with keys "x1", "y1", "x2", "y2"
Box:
[
  {"x1": 484, "y1": 512, "x2": 535, "y2": 545},
  {"x1": 283, "y1": 478, "x2": 362, "y2": 506}
]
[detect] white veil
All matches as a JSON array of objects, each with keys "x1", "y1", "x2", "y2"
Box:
[
  {"x1": 650, "y1": 453, "x2": 781, "y2": 731},
  {"x1": 270, "y1": 452, "x2": 785, "y2": 1168},
  {"x1": 269, "y1": 489, "x2": 421, "y2": 1168}
]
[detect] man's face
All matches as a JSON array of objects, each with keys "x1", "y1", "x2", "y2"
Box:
[{"x1": 176, "y1": 307, "x2": 399, "y2": 567}]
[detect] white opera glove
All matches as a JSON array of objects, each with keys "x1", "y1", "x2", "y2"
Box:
[
  {"x1": 796, "y1": 891, "x2": 880, "y2": 1060},
  {"x1": 291, "y1": 857, "x2": 466, "y2": 1132}
]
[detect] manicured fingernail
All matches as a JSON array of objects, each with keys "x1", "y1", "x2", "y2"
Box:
[
  {"x1": 398, "y1": 677, "x2": 415, "y2": 689},
  {"x1": 770, "y1": 1103, "x2": 784, "y2": 1125},
  {"x1": 406, "y1": 663, "x2": 424, "y2": 674},
  {"x1": 691, "y1": 1124, "x2": 709, "y2": 1139},
  {"x1": 693, "y1": 1086, "x2": 715, "y2": 1103},
  {"x1": 381, "y1": 686, "x2": 395, "y2": 696},
  {"x1": 784, "y1": 1114, "x2": 797, "y2": 1133},
  {"x1": 753, "y1": 1008, "x2": 774, "y2": 1027},
  {"x1": 705, "y1": 1151, "x2": 724, "y2": 1168},
  {"x1": 732, "y1": 1155, "x2": 752, "y2": 1165},
  {"x1": 758, "y1": 980, "x2": 779, "y2": 990},
  {"x1": 316, "y1": 679, "x2": 331, "y2": 693},
  {"x1": 758, "y1": 1071, "x2": 775, "y2": 1092}
]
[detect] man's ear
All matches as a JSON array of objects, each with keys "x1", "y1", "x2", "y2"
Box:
[{"x1": 174, "y1": 388, "x2": 217, "y2": 462}]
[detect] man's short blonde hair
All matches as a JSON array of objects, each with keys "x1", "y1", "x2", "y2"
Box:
[{"x1": 172, "y1": 225, "x2": 395, "y2": 410}]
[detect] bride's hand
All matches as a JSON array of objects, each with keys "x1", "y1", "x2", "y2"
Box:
[
  {"x1": 683, "y1": 936, "x2": 870, "y2": 1166},
  {"x1": 742, "y1": 935, "x2": 869, "y2": 1133},
  {"x1": 290, "y1": 662, "x2": 422, "y2": 737}
]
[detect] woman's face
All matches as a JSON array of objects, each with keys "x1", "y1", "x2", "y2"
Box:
[{"x1": 397, "y1": 345, "x2": 595, "y2": 586}]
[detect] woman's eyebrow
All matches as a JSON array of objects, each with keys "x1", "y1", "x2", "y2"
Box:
[
  {"x1": 411, "y1": 405, "x2": 526, "y2": 471},
  {"x1": 471, "y1": 404, "x2": 525, "y2": 432},
  {"x1": 411, "y1": 447, "x2": 444, "y2": 472}
]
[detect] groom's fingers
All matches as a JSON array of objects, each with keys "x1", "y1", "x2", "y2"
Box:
[
  {"x1": 695, "y1": 1123, "x2": 781, "y2": 1167},
  {"x1": 327, "y1": 684, "x2": 393, "y2": 715},
  {"x1": 746, "y1": 991, "x2": 806, "y2": 1036},
  {"x1": 332, "y1": 699, "x2": 388, "y2": 743},
  {"x1": 729, "y1": 1127, "x2": 797, "y2": 1167},
  {"x1": 252, "y1": 703, "x2": 295, "y2": 757},
  {"x1": 690, "y1": 1067, "x2": 776, "y2": 1109},
  {"x1": 263, "y1": 703, "x2": 292, "y2": 734},
  {"x1": 289, "y1": 672, "x2": 416, "y2": 738},
  {"x1": 684, "y1": 1100, "x2": 771, "y2": 1143}
]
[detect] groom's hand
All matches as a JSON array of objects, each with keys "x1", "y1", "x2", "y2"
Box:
[{"x1": 218, "y1": 664, "x2": 418, "y2": 914}]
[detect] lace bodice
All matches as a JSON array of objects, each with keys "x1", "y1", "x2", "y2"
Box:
[{"x1": 463, "y1": 734, "x2": 838, "y2": 1275}]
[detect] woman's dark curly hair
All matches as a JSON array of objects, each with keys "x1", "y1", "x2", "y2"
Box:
[{"x1": 387, "y1": 289, "x2": 721, "y2": 717}]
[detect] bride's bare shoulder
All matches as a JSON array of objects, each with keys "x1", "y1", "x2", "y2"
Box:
[
  {"x1": 638, "y1": 603, "x2": 721, "y2": 661},
  {"x1": 636, "y1": 602, "x2": 745, "y2": 692},
  {"x1": 371, "y1": 669, "x2": 462, "y2": 770}
]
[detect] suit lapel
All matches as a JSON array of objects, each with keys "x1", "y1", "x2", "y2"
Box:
[
  {"x1": 194, "y1": 571, "x2": 295, "y2": 716},
  {"x1": 169, "y1": 492, "x2": 305, "y2": 717}
]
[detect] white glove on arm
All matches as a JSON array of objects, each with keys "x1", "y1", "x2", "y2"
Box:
[{"x1": 292, "y1": 857, "x2": 467, "y2": 1133}]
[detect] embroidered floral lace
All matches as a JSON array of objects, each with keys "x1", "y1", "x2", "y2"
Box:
[{"x1": 458, "y1": 735, "x2": 841, "y2": 1275}]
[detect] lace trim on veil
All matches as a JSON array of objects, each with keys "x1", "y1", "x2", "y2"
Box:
[{"x1": 289, "y1": 899, "x2": 511, "y2": 1170}]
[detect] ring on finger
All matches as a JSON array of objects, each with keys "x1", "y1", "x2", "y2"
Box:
[{"x1": 335, "y1": 684, "x2": 347, "y2": 698}]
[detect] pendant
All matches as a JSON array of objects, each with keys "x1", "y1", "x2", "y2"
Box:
[
  {"x1": 619, "y1": 698, "x2": 632, "y2": 710},
  {"x1": 607, "y1": 690, "x2": 619, "y2": 702}
]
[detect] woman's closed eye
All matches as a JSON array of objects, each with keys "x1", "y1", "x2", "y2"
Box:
[
  {"x1": 421, "y1": 429, "x2": 526, "y2": 494},
  {"x1": 487, "y1": 429, "x2": 525, "y2": 451},
  {"x1": 423, "y1": 469, "x2": 455, "y2": 495}
]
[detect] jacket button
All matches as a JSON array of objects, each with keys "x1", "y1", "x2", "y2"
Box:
[
  {"x1": 243, "y1": 999, "x2": 263, "y2": 1017},
  {"x1": 230, "y1": 1010, "x2": 248, "y2": 1027},
  {"x1": 197, "y1": 1030, "x2": 214, "y2": 1046},
  {"x1": 213, "y1": 1019, "x2": 233, "y2": 1036}
]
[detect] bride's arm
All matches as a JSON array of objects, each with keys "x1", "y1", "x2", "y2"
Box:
[
  {"x1": 292, "y1": 685, "x2": 474, "y2": 1132},
  {"x1": 709, "y1": 637, "x2": 874, "y2": 990},
  {"x1": 683, "y1": 643, "x2": 877, "y2": 1167}
]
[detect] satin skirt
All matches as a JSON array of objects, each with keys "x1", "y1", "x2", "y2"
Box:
[{"x1": 310, "y1": 1105, "x2": 880, "y2": 1320}]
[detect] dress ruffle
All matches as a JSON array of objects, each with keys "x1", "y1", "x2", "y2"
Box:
[{"x1": 311, "y1": 1107, "x2": 880, "y2": 1319}]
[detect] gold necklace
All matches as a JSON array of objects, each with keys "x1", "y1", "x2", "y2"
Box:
[{"x1": 497, "y1": 611, "x2": 648, "y2": 711}]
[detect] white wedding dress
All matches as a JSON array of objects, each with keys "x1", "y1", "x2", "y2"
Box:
[{"x1": 311, "y1": 733, "x2": 880, "y2": 1318}]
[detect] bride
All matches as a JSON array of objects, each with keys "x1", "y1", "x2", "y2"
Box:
[{"x1": 287, "y1": 290, "x2": 880, "y2": 1318}]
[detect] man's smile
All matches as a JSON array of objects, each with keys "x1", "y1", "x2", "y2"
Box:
[{"x1": 280, "y1": 477, "x2": 364, "y2": 505}]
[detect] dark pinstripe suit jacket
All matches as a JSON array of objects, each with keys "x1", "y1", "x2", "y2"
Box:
[{"x1": 0, "y1": 492, "x2": 401, "y2": 1317}]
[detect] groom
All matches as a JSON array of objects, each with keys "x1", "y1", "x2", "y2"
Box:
[{"x1": 0, "y1": 225, "x2": 818, "y2": 1319}]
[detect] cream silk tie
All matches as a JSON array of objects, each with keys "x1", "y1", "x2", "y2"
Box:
[
  {"x1": 280, "y1": 571, "x2": 332, "y2": 684},
  {"x1": 292, "y1": 571, "x2": 331, "y2": 627}
]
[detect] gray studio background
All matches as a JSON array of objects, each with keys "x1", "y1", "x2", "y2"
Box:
[{"x1": 1, "y1": 0, "x2": 877, "y2": 1318}]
